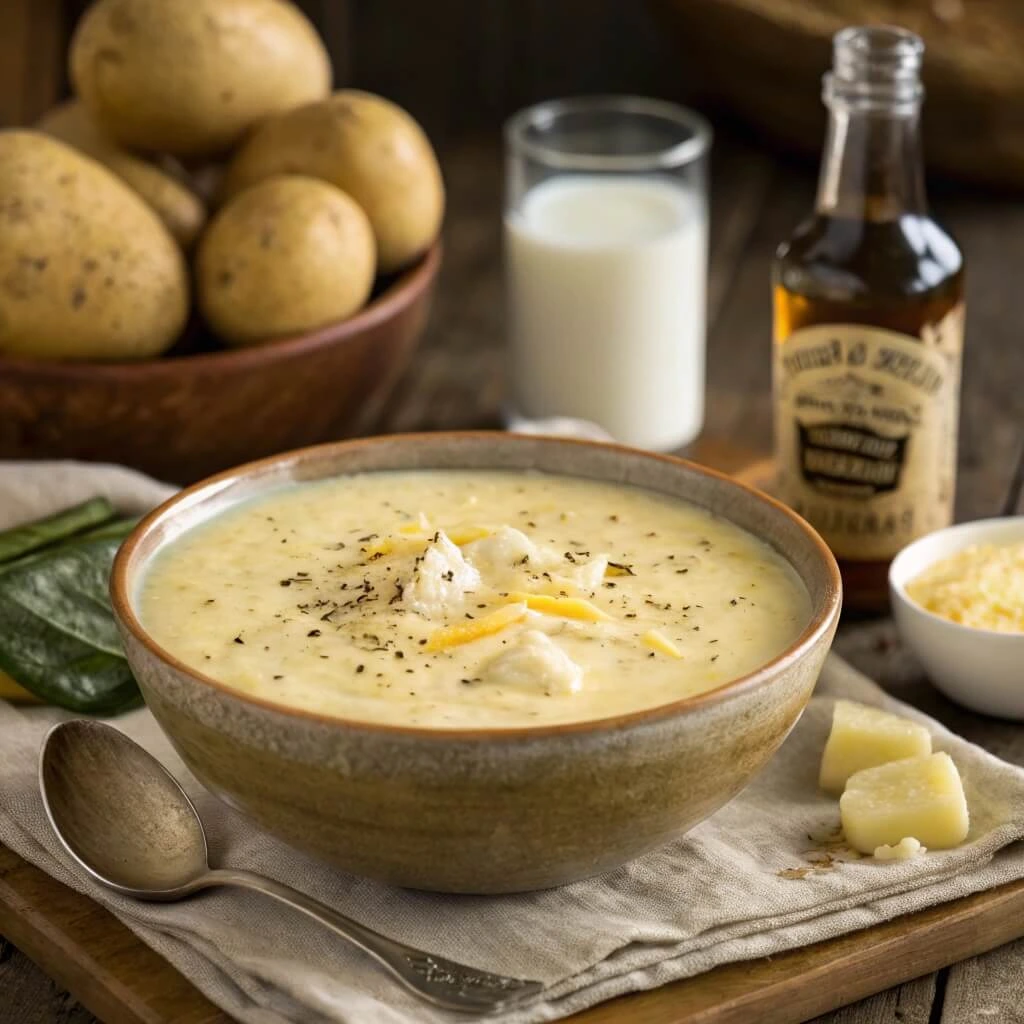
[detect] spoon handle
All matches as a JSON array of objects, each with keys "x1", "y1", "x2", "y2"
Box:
[{"x1": 204, "y1": 868, "x2": 542, "y2": 1013}]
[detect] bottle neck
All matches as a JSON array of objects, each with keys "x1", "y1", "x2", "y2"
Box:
[{"x1": 815, "y1": 102, "x2": 927, "y2": 221}]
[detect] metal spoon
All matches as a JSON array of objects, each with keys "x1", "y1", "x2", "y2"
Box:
[{"x1": 39, "y1": 719, "x2": 544, "y2": 1014}]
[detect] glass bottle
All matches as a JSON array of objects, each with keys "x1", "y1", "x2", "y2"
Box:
[{"x1": 772, "y1": 25, "x2": 964, "y2": 613}]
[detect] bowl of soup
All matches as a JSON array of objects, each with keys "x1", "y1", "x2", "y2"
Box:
[{"x1": 111, "y1": 433, "x2": 841, "y2": 893}]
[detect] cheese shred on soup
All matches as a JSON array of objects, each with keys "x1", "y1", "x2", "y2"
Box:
[{"x1": 140, "y1": 471, "x2": 812, "y2": 728}]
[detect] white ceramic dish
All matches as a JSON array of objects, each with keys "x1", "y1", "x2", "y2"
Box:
[{"x1": 889, "y1": 516, "x2": 1024, "y2": 719}]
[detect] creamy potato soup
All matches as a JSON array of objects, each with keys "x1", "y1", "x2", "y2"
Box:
[{"x1": 140, "y1": 471, "x2": 811, "y2": 728}]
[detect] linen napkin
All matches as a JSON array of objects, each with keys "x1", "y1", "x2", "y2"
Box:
[{"x1": 2, "y1": 461, "x2": 1024, "y2": 1024}]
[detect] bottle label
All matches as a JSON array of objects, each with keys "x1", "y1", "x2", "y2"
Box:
[{"x1": 774, "y1": 309, "x2": 963, "y2": 561}]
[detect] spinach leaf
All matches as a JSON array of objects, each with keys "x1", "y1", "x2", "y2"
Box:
[
  {"x1": 75, "y1": 516, "x2": 141, "y2": 543},
  {"x1": 0, "y1": 497, "x2": 116, "y2": 565},
  {"x1": 0, "y1": 534, "x2": 142, "y2": 714},
  {"x1": 0, "y1": 516, "x2": 139, "y2": 577}
]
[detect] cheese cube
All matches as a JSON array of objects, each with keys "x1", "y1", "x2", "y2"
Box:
[
  {"x1": 839, "y1": 753, "x2": 969, "y2": 855},
  {"x1": 819, "y1": 699, "x2": 932, "y2": 794}
]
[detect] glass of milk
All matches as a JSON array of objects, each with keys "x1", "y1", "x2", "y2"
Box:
[{"x1": 504, "y1": 96, "x2": 712, "y2": 451}]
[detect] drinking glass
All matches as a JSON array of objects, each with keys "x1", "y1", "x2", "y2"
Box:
[{"x1": 504, "y1": 96, "x2": 712, "y2": 451}]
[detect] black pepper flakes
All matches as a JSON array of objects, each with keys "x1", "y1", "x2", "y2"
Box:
[{"x1": 307, "y1": 629, "x2": 321, "y2": 638}]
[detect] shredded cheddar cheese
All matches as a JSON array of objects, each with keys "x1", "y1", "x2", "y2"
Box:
[
  {"x1": 425, "y1": 602, "x2": 527, "y2": 651},
  {"x1": 605, "y1": 562, "x2": 635, "y2": 577},
  {"x1": 448, "y1": 526, "x2": 493, "y2": 546},
  {"x1": 368, "y1": 525, "x2": 492, "y2": 559},
  {"x1": 506, "y1": 592, "x2": 612, "y2": 623},
  {"x1": 642, "y1": 629, "x2": 683, "y2": 658},
  {"x1": 398, "y1": 514, "x2": 431, "y2": 535},
  {"x1": 906, "y1": 542, "x2": 1024, "y2": 633}
]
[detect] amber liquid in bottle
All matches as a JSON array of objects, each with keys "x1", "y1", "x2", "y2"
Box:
[{"x1": 772, "y1": 28, "x2": 964, "y2": 613}]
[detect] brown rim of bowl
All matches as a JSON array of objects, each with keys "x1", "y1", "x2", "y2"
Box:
[
  {"x1": 111, "y1": 432, "x2": 842, "y2": 741},
  {"x1": 0, "y1": 241, "x2": 440, "y2": 378}
]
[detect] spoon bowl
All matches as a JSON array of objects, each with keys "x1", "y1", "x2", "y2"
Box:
[
  {"x1": 39, "y1": 720, "x2": 544, "y2": 1013},
  {"x1": 40, "y1": 719, "x2": 208, "y2": 897}
]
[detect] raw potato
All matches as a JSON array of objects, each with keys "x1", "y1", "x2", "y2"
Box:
[
  {"x1": 196, "y1": 175, "x2": 376, "y2": 347},
  {"x1": 223, "y1": 90, "x2": 444, "y2": 272},
  {"x1": 0, "y1": 132, "x2": 189, "y2": 361},
  {"x1": 37, "y1": 99, "x2": 205, "y2": 248},
  {"x1": 70, "y1": 0, "x2": 331, "y2": 158}
]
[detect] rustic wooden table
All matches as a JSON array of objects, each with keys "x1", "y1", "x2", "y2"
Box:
[{"x1": 2, "y1": 134, "x2": 1022, "y2": 1023}]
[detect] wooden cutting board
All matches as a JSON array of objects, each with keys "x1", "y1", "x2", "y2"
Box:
[
  {"x1": 5, "y1": 836, "x2": 1024, "y2": 1024},
  {"x1": 5, "y1": 452, "x2": 1024, "y2": 1024}
]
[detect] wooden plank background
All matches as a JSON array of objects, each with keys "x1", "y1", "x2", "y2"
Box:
[{"x1": 3, "y1": 0, "x2": 698, "y2": 141}]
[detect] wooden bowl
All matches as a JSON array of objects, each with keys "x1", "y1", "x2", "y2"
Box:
[
  {"x1": 0, "y1": 243, "x2": 440, "y2": 485},
  {"x1": 650, "y1": 0, "x2": 1024, "y2": 188},
  {"x1": 111, "y1": 432, "x2": 841, "y2": 893}
]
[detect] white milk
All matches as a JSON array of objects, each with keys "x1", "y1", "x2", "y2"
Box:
[{"x1": 505, "y1": 175, "x2": 708, "y2": 451}]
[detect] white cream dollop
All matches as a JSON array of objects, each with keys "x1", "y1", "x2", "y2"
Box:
[
  {"x1": 564, "y1": 554, "x2": 609, "y2": 595},
  {"x1": 479, "y1": 629, "x2": 583, "y2": 696},
  {"x1": 463, "y1": 526, "x2": 543, "y2": 570},
  {"x1": 403, "y1": 531, "x2": 481, "y2": 619}
]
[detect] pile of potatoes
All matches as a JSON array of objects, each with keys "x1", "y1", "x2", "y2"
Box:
[{"x1": 0, "y1": 0, "x2": 444, "y2": 361}]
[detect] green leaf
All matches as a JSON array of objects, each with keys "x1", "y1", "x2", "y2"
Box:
[
  {"x1": 0, "y1": 517, "x2": 139, "y2": 577},
  {"x1": 75, "y1": 516, "x2": 141, "y2": 543},
  {"x1": 0, "y1": 497, "x2": 116, "y2": 565},
  {"x1": 0, "y1": 534, "x2": 141, "y2": 715}
]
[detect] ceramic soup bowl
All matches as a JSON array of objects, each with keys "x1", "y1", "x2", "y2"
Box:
[{"x1": 111, "y1": 433, "x2": 841, "y2": 894}]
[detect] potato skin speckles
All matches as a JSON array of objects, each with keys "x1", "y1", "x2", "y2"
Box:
[
  {"x1": 0, "y1": 131, "x2": 188, "y2": 361},
  {"x1": 223, "y1": 90, "x2": 444, "y2": 273},
  {"x1": 196, "y1": 175, "x2": 375, "y2": 347},
  {"x1": 70, "y1": 0, "x2": 331, "y2": 158}
]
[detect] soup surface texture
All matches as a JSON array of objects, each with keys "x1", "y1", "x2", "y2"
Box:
[{"x1": 140, "y1": 471, "x2": 811, "y2": 728}]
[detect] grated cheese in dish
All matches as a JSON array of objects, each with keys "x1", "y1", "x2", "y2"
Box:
[{"x1": 906, "y1": 542, "x2": 1024, "y2": 633}]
